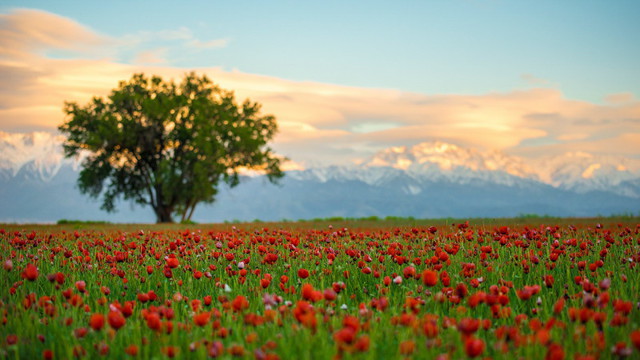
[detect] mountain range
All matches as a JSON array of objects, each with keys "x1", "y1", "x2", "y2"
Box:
[{"x1": 1, "y1": 131, "x2": 639, "y2": 223}]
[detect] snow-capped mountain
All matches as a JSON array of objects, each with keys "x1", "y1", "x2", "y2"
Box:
[
  {"x1": 0, "y1": 132, "x2": 639, "y2": 223},
  {"x1": 363, "y1": 142, "x2": 540, "y2": 180},
  {"x1": 291, "y1": 142, "x2": 640, "y2": 198},
  {"x1": 0, "y1": 131, "x2": 76, "y2": 182},
  {"x1": 535, "y1": 152, "x2": 640, "y2": 196}
]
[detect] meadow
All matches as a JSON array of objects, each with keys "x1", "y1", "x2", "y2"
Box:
[{"x1": 1, "y1": 217, "x2": 639, "y2": 359}]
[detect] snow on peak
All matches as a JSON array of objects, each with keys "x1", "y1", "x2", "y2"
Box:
[
  {"x1": 363, "y1": 141, "x2": 539, "y2": 179},
  {"x1": 0, "y1": 131, "x2": 71, "y2": 181},
  {"x1": 356, "y1": 141, "x2": 640, "y2": 196},
  {"x1": 1, "y1": 132, "x2": 639, "y2": 198},
  {"x1": 534, "y1": 152, "x2": 640, "y2": 195}
]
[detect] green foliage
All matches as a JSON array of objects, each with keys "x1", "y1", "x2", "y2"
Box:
[
  {"x1": 59, "y1": 73, "x2": 284, "y2": 223},
  {"x1": 56, "y1": 219, "x2": 111, "y2": 225}
]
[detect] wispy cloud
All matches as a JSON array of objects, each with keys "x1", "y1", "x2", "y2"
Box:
[
  {"x1": 120, "y1": 26, "x2": 228, "y2": 49},
  {"x1": 0, "y1": 8, "x2": 114, "y2": 60},
  {"x1": 0, "y1": 8, "x2": 638, "y2": 165},
  {"x1": 133, "y1": 48, "x2": 169, "y2": 65},
  {"x1": 187, "y1": 38, "x2": 229, "y2": 49},
  {"x1": 117, "y1": 25, "x2": 228, "y2": 64}
]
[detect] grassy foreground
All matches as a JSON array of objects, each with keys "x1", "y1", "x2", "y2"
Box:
[{"x1": 1, "y1": 218, "x2": 639, "y2": 359}]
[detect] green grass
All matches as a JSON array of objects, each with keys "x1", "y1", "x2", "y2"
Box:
[{"x1": 0, "y1": 218, "x2": 638, "y2": 359}]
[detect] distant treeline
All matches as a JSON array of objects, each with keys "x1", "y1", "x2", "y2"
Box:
[{"x1": 56, "y1": 219, "x2": 112, "y2": 225}]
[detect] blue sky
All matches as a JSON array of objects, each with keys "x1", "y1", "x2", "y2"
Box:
[
  {"x1": 0, "y1": 1, "x2": 639, "y2": 164},
  {"x1": 5, "y1": 0, "x2": 639, "y2": 102}
]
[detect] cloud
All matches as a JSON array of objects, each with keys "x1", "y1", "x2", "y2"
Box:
[
  {"x1": 187, "y1": 38, "x2": 229, "y2": 49},
  {"x1": 133, "y1": 48, "x2": 169, "y2": 65},
  {"x1": 0, "y1": 8, "x2": 114, "y2": 60},
  {"x1": 0, "y1": 8, "x2": 638, "y2": 165},
  {"x1": 521, "y1": 74, "x2": 556, "y2": 88},
  {"x1": 604, "y1": 92, "x2": 635, "y2": 105},
  {"x1": 121, "y1": 26, "x2": 227, "y2": 48}
]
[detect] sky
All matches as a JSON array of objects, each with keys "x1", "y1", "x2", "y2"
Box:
[{"x1": 1, "y1": 0, "x2": 639, "y2": 165}]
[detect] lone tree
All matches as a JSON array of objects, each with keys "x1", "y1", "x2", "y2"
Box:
[{"x1": 59, "y1": 72, "x2": 284, "y2": 223}]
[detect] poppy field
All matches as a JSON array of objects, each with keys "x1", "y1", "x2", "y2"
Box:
[{"x1": 1, "y1": 219, "x2": 639, "y2": 359}]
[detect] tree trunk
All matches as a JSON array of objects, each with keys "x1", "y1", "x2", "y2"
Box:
[
  {"x1": 186, "y1": 202, "x2": 197, "y2": 222},
  {"x1": 155, "y1": 206, "x2": 174, "y2": 223},
  {"x1": 153, "y1": 184, "x2": 174, "y2": 223}
]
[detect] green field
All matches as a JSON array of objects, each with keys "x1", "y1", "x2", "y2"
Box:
[{"x1": 1, "y1": 217, "x2": 639, "y2": 359}]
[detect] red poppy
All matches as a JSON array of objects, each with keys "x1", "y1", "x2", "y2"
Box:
[
  {"x1": 355, "y1": 335, "x2": 370, "y2": 352},
  {"x1": 544, "y1": 275, "x2": 554, "y2": 288},
  {"x1": 464, "y1": 337, "x2": 485, "y2": 358},
  {"x1": 333, "y1": 327, "x2": 356, "y2": 345},
  {"x1": 301, "y1": 283, "x2": 322, "y2": 302},
  {"x1": 6, "y1": 334, "x2": 18, "y2": 345},
  {"x1": 232, "y1": 295, "x2": 249, "y2": 312},
  {"x1": 125, "y1": 345, "x2": 138, "y2": 356},
  {"x1": 193, "y1": 312, "x2": 210, "y2": 327},
  {"x1": 107, "y1": 311, "x2": 126, "y2": 330},
  {"x1": 422, "y1": 270, "x2": 438, "y2": 287},
  {"x1": 399, "y1": 340, "x2": 415, "y2": 355},
  {"x1": 146, "y1": 312, "x2": 162, "y2": 331},
  {"x1": 43, "y1": 350, "x2": 53, "y2": 360},
  {"x1": 403, "y1": 266, "x2": 416, "y2": 279},
  {"x1": 162, "y1": 346, "x2": 178, "y2": 358},
  {"x1": 457, "y1": 318, "x2": 480, "y2": 336},
  {"x1": 545, "y1": 343, "x2": 565, "y2": 360},
  {"x1": 298, "y1": 269, "x2": 310, "y2": 279},
  {"x1": 631, "y1": 330, "x2": 640, "y2": 350},
  {"x1": 89, "y1": 313, "x2": 105, "y2": 331},
  {"x1": 22, "y1": 264, "x2": 38, "y2": 281},
  {"x1": 166, "y1": 257, "x2": 179, "y2": 268}
]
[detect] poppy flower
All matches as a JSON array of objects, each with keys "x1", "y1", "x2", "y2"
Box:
[
  {"x1": 464, "y1": 337, "x2": 485, "y2": 358},
  {"x1": 162, "y1": 346, "x2": 178, "y2": 358},
  {"x1": 125, "y1": 345, "x2": 138, "y2": 356},
  {"x1": 546, "y1": 343, "x2": 565, "y2": 360},
  {"x1": 43, "y1": 350, "x2": 53, "y2": 360},
  {"x1": 193, "y1": 312, "x2": 210, "y2": 327},
  {"x1": 403, "y1": 266, "x2": 416, "y2": 279},
  {"x1": 232, "y1": 296, "x2": 249, "y2": 312},
  {"x1": 137, "y1": 293, "x2": 149, "y2": 303},
  {"x1": 333, "y1": 327, "x2": 356, "y2": 345},
  {"x1": 107, "y1": 311, "x2": 126, "y2": 330},
  {"x1": 355, "y1": 335, "x2": 370, "y2": 352},
  {"x1": 146, "y1": 312, "x2": 162, "y2": 331},
  {"x1": 423, "y1": 320, "x2": 439, "y2": 338},
  {"x1": 631, "y1": 330, "x2": 640, "y2": 350},
  {"x1": 6, "y1": 334, "x2": 18, "y2": 345},
  {"x1": 22, "y1": 264, "x2": 38, "y2": 281},
  {"x1": 74, "y1": 327, "x2": 88, "y2": 338},
  {"x1": 301, "y1": 284, "x2": 322, "y2": 302},
  {"x1": 298, "y1": 269, "x2": 310, "y2": 279},
  {"x1": 166, "y1": 257, "x2": 179, "y2": 268},
  {"x1": 457, "y1": 318, "x2": 480, "y2": 336},
  {"x1": 422, "y1": 270, "x2": 438, "y2": 287},
  {"x1": 399, "y1": 340, "x2": 415, "y2": 355},
  {"x1": 89, "y1": 313, "x2": 105, "y2": 331}
]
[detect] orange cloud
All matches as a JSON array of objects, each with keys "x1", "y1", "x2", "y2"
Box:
[
  {"x1": 0, "y1": 8, "x2": 113, "y2": 60},
  {"x1": 1, "y1": 8, "x2": 638, "y2": 165}
]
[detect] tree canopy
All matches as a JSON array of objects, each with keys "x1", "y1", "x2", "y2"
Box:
[{"x1": 59, "y1": 72, "x2": 284, "y2": 223}]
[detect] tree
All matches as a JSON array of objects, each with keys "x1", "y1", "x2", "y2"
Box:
[{"x1": 59, "y1": 72, "x2": 284, "y2": 223}]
